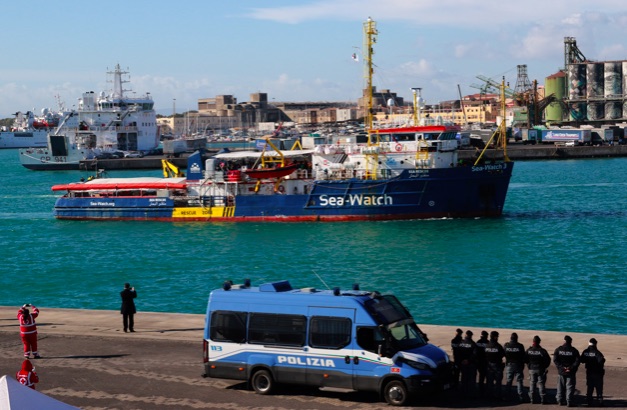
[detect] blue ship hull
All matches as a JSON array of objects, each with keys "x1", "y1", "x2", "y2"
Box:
[{"x1": 53, "y1": 163, "x2": 513, "y2": 222}]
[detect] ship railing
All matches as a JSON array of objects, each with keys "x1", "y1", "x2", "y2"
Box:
[
  {"x1": 83, "y1": 125, "x2": 139, "y2": 132},
  {"x1": 316, "y1": 168, "x2": 398, "y2": 180},
  {"x1": 201, "y1": 196, "x2": 230, "y2": 207}
]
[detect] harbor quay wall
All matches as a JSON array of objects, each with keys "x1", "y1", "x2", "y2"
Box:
[
  {"x1": 1, "y1": 307, "x2": 625, "y2": 369},
  {"x1": 459, "y1": 144, "x2": 627, "y2": 161}
]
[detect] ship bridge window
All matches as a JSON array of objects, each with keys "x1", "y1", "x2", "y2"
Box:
[
  {"x1": 143, "y1": 103, "x2": 154, "y2": 110},
  {"x1": 421, "y1": 132, "x2": 439, "y2": 140},
  {"x1": 438, "y1": 132, "x2": 457, "y2": 140},
  {"x1": 394, "y1": 133, "x2": 415, "y2": 142}
]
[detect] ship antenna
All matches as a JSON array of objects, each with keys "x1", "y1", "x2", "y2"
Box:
[{"x1": 312, "y1": 271, "x2": 331, "y2": 290}]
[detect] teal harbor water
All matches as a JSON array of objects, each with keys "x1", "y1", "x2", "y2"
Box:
[{"x1": 0, "y1": 150, "x2": 625, "y2": 335}]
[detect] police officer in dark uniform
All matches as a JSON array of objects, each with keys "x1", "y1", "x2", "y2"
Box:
[
  {"x1": 450, "y1": 328, "x2": 463, "y2": 387},
  {"x1": 484, "y1": 330, "x2": 505, "y2": 400},
  {"x1": 504, "y1": 332, "x2": 526, "y2": 402},
  {"x1": 457, "y1": 330, "x2": 478, "y2": 397},
  {"x1": 476, "y1": 330, "x2": 489, "y2": 396},
  {"x1": 553, "y1": 335, "x2": 580, "y2": 407},
  {"x1": 581, "y1": 338, "x2": 605, "y2": 407},
  {"x1": 526, "y1": 335, "x2": 551, "y2": 404}
]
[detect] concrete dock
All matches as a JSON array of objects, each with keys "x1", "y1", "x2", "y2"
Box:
[{"x1": 0, "y1": 307, "x2": 625, "y2": 409}]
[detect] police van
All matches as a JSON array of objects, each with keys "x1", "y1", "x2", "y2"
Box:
[{"x1": 202, "y1": 280, "x2": 451, "y2": 406}]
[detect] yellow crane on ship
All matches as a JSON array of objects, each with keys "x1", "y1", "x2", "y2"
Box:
[
  {"x1": 470, "y1": 75, "x2": 511, "y2": 164},
  {"x1": 162, "y1": 159, "x2": 184, "y2": 178}
]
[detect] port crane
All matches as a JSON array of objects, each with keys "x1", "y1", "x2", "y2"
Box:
[
  {"x1": 470, "y1": 76, "x2": 510, "y2": 162},
  {"x1": 471, "y1": 69, "x2": 557, "y2": 128}
]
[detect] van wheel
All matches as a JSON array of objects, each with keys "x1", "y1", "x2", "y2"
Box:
[
  {"x1": 251, "y1": 369, "x2": 274, "y2": 395},
  {"x1": 383, "y1": 380, "x2": 408, "y2": 406}
]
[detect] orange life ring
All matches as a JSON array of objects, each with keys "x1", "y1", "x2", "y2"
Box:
[{"x1": 395, "y1": 143, "x2": 402, "y2": 152}]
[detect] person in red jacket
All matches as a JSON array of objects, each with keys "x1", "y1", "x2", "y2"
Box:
[
  {"x1": 16, "y1": 359, "x2": 39, "y2": 389},
  {"x1": 17, "y1": 304, "x2": 41, "y2": 359}
]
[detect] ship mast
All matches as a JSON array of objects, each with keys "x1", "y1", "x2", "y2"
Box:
[
  {"x1": 108, "y1": 64, "x2": 130, "y2": 99},
  {"x1": 364, "y1": 17, "x2": 377, "y2": 134},
  {"x1": 363, "y1": 17, "x2": 379, "y2": 180}
]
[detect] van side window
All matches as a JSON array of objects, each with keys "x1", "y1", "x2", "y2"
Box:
[
  {"x1": 357, "y1": 326, "x2": 384, "y2": 353},
  {"x1": 210, "y1": 311, "x2": 247, "y2": 343},
  {"x1": 309, "y1": 317, "x2": 351, "y2": 349},
  {"x1": 249, "y1": 313, "x2": 306, "y2": 346}
]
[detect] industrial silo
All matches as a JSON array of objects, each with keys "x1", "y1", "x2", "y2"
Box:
[
  {"x1": 623, "y1": 61, "x2": 627, "y2": 118},
  {"x1": 567, "y1": 63, "x2": 587, "y2": 121},
  {"x1": 587, "y1": 63, "x2": 604, "y2": 97},
  {"x1": 604, "y1": 62, "x2": 622, "y2": 119},
  {"x1": 587, "y1": 63, "x2": 604, "y2": 120},
  {"x1": 545, "y1": 71, "x2": 565, "y2": 123},
  {"x1": 568, "y1": 63, "x2": 586, "y2": 99}
]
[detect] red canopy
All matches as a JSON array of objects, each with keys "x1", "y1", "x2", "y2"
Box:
[{"x1": 52, "y1": 182, "x2": 188, "y2": 191}]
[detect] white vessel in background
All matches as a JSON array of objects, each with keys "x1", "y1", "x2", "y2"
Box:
[
  {"x1": 19, "y1": 64, "x2": 159, "y2": 170},
  {"x1": 0, "y1": 111, "x2": 49, "y2": 149}
]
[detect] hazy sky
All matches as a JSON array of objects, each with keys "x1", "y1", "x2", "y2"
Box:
[{"x1": 1, "y1": 0, "x2": 625, "y2": 117}]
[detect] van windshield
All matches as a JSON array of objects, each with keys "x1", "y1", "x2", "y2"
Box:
[
  {"x1": 363, "y1": 295, "x2": 428, "y2": 353},
  {"x1": 364, "y1": 294, "x2": 411, "y2": 325},
  {"x1": 388, "y1": 319, "x2": 428, "y2": 351}
]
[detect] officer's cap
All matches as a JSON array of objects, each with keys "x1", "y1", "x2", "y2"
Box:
[
  {"x1": 564, "y1": 335, "x2": 572, "y2": 343},
  {"x1": 589, "y1": 338, "x2": 597, "y2": 345}
]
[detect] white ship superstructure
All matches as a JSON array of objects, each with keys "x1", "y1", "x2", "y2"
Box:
[{"x1": 19, "y1": 64, "x2": 159, "y2": 170}]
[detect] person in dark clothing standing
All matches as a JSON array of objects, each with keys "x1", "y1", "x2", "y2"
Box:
[
  {"x1": 526, "y1": 335, "x2": 551, "y2": 404},
  {"x1": 553, "y1": 335, "x2": 580, "y2": 407},
  {"x1": 484, "y1": 331, "x2": 505, "y2": 400},
  {"x1": 581, "y1": 338, "x2": 605, "y2": 407},
  {"x1": 451, "y1": 328, "x2": 463, "y2": 387},
  {"x1": 476, "y1": 330, "x2": 489, "y2": 396},
  {"x1": 457, "y1": 330, "x2": 478, "y2": 397},
  {"x1": 120, "y1": 283, "x2": 137, "y2": 333},
  {"x1": 504, "y1": 332, "x2": 526, "y2": 402}
]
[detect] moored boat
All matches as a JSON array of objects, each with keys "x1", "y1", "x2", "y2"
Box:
[
  {"x1": 0, "y1": 111, "x2": 48, "y2": 149},
  {"x1": 50, "y1": 18, "x2": 513, "y2": 222},
  {"x1": 19, "y1": 64, "x2": 159, "y2": 170}
]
